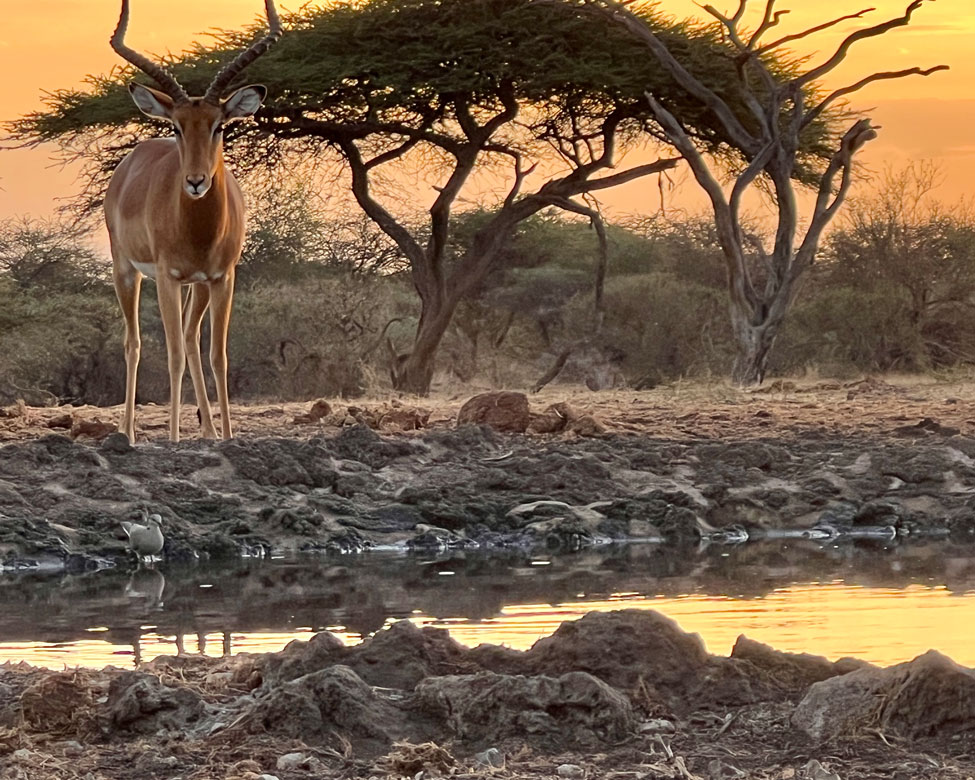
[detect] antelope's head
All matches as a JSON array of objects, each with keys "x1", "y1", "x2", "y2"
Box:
[{"x1": 111, "y1": 0, "x2": 281, "y2": 200}]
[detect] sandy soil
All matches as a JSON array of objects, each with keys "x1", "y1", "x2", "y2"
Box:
[{"x1": 4, "y1": 374, "x2": 975, "y2": 444}]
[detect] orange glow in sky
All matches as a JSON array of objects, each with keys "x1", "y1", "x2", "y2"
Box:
[{"x1": 0, "y1": 1, "x2": 972, "y2": 221}]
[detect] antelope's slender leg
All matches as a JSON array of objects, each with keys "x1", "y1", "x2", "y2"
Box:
[
  {"x1": 113, "y1": 262, "x2": 142, "y2": 444},
  {"x1": 208, "y1": 271, "x2": 235, "y2": 439},
  {"x1": 156, "y1": 272, "x2": 186, "y2": 443},
  {"x1": 183, "y1": 282, "x2": 218, "y2": 438}
]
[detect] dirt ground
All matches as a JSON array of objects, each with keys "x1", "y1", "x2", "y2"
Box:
[
  {"x1": 4, "y1": 376, "x2": 975, "y2": 778},
  {"x1": 4, "y1": 609, "x2": 975, "y2": 780}
]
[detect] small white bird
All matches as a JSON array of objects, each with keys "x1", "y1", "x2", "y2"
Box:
[{"x1": 121, "y1": 509, "x2": 165, "y2": 565}]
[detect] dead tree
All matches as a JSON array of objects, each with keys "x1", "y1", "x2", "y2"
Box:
[{"x1": 595, "y1": 0, "x2": 947, "y2": 385}]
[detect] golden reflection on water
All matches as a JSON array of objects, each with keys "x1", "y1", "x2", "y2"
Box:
[{"x1": 5, "y1": 581, "x2": 975, "y2": 670}]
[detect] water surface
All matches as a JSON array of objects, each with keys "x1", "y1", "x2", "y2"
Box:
[{"x1": 2, "y1": 541, "x2": 974, "y2": 669}]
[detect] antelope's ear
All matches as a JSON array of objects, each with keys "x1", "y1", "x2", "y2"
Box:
[
  {"x1": 128, "y1": 83, "x2": 175, "y2": 121},
  {"x1": 222, "y1": 85, "x2": 267, "y2": 121}
]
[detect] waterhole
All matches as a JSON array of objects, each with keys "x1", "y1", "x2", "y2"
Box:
[{"x1": 2, "y1": 540, "x2": 973, "y2": 669}]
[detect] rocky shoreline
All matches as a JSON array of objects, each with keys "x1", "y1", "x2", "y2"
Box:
[
  {"x1": 2, "y1": 397, "x2": 975, "y2": 571},
  {"x1": 3, "y1": 610, "x2": 975, "y2": 779}
]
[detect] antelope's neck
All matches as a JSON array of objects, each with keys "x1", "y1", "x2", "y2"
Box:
[{"x1": 176, "y1": 160, "x2": 231, "y2": 246}]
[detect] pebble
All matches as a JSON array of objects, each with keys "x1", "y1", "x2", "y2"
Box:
[
  {"x1": 557, "y1": 765, "x2": 585, "y2": 779},
  {"x1": 257, "y1": 775, "x2": 281, "y2": 780},
  {"x1": 276, "y1": 753, "x2": 309, "y2": 771},
  {"x1": 62, "y1": 741, "x2": 84, "y2": 757},
  {"x1": 11, "y1": 749, "x2": 31, "y2": 763},
  {"x1": 473, "y1": 747, "x2": 505, "y2": 769}
]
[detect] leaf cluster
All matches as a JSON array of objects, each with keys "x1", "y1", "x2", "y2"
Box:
[{"x1": 9, "y1": 0, "x2": 838, "y2": 215}]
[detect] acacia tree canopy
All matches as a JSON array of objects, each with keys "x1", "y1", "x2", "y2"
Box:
[{"x1": 11, "y1": 0, "x2": 840, "y2": 393}]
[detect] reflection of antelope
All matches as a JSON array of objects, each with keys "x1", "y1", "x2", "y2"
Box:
[{"x1": 105, "y1": 1, "x2": 282, "y2": 443}]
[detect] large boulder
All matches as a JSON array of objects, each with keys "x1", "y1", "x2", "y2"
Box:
[
  {"x1": 526, "y1": 610, "x2": 709, "y2": 711},
  {"x1": 794, "y1": 650, "x2": 975, "y2": 741},
  {"x1": 457, "y1": 392, "x2": 530, "y2": 433},
  {"x1": 247, "y1": 665, "x2": 402, "y2": 755}
]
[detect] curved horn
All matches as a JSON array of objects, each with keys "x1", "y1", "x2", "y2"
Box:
[
  {"x1": 111, "y1": 0, "x2": 190, "y2": 104},
  {"x1": 204, "y1": 0, "x2": 282, "y2": 104}
]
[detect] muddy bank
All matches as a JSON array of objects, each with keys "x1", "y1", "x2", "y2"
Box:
[
  {"x1": 3, "y1": 382, "x2": 975, "y2": 569},
  {"x1": 3, "y1": 609, "x2": 975, "y2": 779},
  {"x1": 3, "y1": 420, "x2": 975, "y2": 570}
]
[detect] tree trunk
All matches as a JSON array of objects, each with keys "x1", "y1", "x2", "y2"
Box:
[
  {"x1": 390, "y1": 301, "x2": 457, "y2": 395},
  {"x1": 730, "y1": 311, "x2": 779, "y2": 386}
]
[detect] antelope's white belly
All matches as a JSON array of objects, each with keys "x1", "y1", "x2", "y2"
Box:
[{"x1": 129, "y1": 260, "x2": 157, "y2": 279}]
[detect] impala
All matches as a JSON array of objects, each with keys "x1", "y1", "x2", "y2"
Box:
[{"x1": 105, "y1": 0, "x2": 282, "y2": 443}]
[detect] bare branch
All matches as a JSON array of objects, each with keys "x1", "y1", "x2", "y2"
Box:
[
  {"x1": 797, "y1": 118, "x2": 878, "y2": 269},
  {"x1": 803, "y1": 65, "x2": 949, "y2": 129},
  {"x1": 797, "y1": 0, "x2": 935, "y2": 88},
  {"x1": 747, "y1": 1, "x2": 789, "y2": 49},
  {"x1": 364, "y1": 136, "x2": 422, "y2": 170},
  {"x1": 591, "y1": 0, "x2": 760, "y2": 154},
  {"x1": 754, "y1": 8, "x2": 874, "y2": 55},
  {"x1": 545, "y1": 196, "x2": 609, "y2": 319},
  {"x1": 338, "y1": 139, "x2": 425, "y2": 267},
  {"x1": 643, "y1": 92, "x2": 760, "y2": 310},
  {"x1": 558, "y1": 158, "x2": 680, "y2": 197}
]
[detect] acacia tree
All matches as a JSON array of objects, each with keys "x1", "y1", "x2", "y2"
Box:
[
  {"x1": 12, "y1": 0, "x2": 835, "y2": 393},
  {"x1": 591, "y1": 0, "x2": 947, "y2": 385}
]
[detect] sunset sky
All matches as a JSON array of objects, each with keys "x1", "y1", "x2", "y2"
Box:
[{"x1": 1, "y1": 0, "x2": 972, "y2": 225}]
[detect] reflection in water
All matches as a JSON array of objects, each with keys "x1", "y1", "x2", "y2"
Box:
[{"x1": 2, "y1": 541, "x2": 975, "y2": 669}]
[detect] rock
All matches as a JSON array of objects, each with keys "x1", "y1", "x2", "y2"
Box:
[
  {"x1": 568, "y1": 414, "x2": 606, "y2": 437},
  {"x1": 70, "y1": 417, "x2": 117, "y2": 441},
  {"x1": 276, "y1": 752, "x2": 309, "y2": 771},
  {"x1": 62, "y1": 741, "x2": 84, "y2": 757},
  {"x1": 106, "y1": 672, "x2": 204, "y2": 734},
  {"x1": 853, "y1": 500, "x2": 902, "y2": 526},
  {"x1": 527, "y1": 610, "x2": 709, "y2": 711},
  {"x1": 247, "y1": 665, "x2": 402, "y2": 755},
  {"x1": 100, "y1": 432, "x2": 133, "y2": 454},
  {"x1": 457, "y1": 392, "x2": 530, "y2": 433},
  {"x1": 46, "y1": 413, "x2": 74, "y2": 430},
  {"x1": 293, "y1": 399, "x2": 332, "y2": 425},
  {"x1": 794, "y1": 650, "x2": 975, "y2": 741},
  {"x1": 413, "y1": 671, "x2": 634, "y2": 747},
  {"x1": 473, "y1": 747, "x2": 505, "y2": 769},
  {"x1": 332, "y1": 424, "x2": 419, "y2": 469},
  {"x1": 257, "y1": 775, "x2": 280, "y2": 780},
  {"x1": 378, "y1": 406, "x2": 430, "y2": 431},
  {"x1": 528, "y1": 402, "x2": 576, "y2": 434},
  {"x1": 557, "y1": 765, "x2": 586, "y2": 779},
  {"x1": 11, "y1": 748, "x2": 32, "y2": 763}
]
